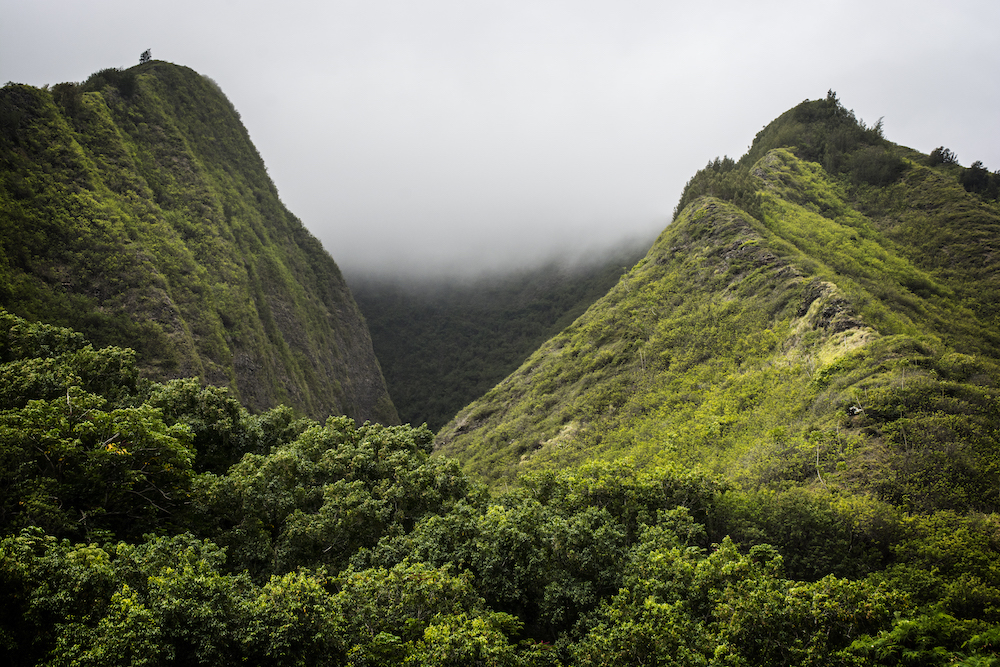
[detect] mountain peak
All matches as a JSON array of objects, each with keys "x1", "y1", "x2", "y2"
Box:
[
  {"x1": 436, "y1": 98, "x2": 1000, "y2": 516},
  {"x1": 0, "y1": 62, "x2": 397, "y2": 423}
]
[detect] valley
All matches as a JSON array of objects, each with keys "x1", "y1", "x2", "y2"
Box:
[{"x1": 2, "y1": 68, "x2": 1000, "y2": 665}]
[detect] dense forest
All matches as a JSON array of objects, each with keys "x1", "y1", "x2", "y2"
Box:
[
  {"x1": 5, "y1": 308, "x2": 1000, "y2": 665},
  {"x1": 3, "y1": 308, "x2": 1000, "y2": 665},
  {"x1": 4, "y1": 65, "x2": 1000, "y2": 665},
  {"x1": 351, "y1": 245, "x2": 647, "y2": 431}
]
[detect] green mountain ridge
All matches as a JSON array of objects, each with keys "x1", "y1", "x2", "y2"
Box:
[
  {"x1": 436, "y1": 94, "x2": 1000, "y2": 515},
  {"x1": 5, "y1": 87, "x2": 1000, "y2": 664},
  {"x1": 0, "y1": 61, "x2": 397, "y2": 423}
]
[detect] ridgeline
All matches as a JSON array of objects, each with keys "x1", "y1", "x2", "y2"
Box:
[{"x1": 437, "y1": 92, "x2": 1000, "y2": 517}]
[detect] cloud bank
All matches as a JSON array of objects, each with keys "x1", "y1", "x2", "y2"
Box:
[{"x1": 3, "y1": 0, "x2": 998, "y2": 277}]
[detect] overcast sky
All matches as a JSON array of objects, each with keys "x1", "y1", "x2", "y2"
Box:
[{"x1": 3, "y1": 1, "x2": 998, "y2": 278}]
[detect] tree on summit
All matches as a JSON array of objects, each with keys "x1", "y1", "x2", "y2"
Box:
[
  {"x1": 140, "y1": 49, "x2": 151, "y2": 64},
  {"x1": 928, "y1": 146, "x2": 958, "y2": 166}
]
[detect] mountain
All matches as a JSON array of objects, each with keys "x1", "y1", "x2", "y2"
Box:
[
  {"x1": 0, "y1": 61, "x2": 397, "y2": 423},
  {"x1": 6, "y1": 89, "x2": 1000, "y2": 666},
  {"x1": 350, "y1": 243, "x2": 648, "y2": 431},
  {"x1": 436, "y1": 92, "x2": 1000, "y2": 515}
]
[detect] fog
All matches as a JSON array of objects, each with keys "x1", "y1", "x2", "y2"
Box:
[{"x1": 3, "y1": 0, "x2": 998, "y2": 278}]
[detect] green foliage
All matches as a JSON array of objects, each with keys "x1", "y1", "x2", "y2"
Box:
[
  {"x1": 5, "y1": 89, "x2": 1000, "y2": 666},
  {"x1": 572, "y1": 535, "x2": 903, "y2": 667},
  {"x1": 439, "y1": 196, "x2": 817, "y2": 484},
  {"x1": 850, "y1": 145, "x2": 908, "y2": 186},
  {"x1": 356, "y1": 463, "x2": 720, "y2": 641},
  {"x1": 843, "y1": 609, "x2": 1000, "y2": 666},
  {"x1": 352, "y1": 249, "x2": 645, "y2": 431},
  {"x1": 423, "y1": 98, "x2": 1000, "y2": 663},
  {"x1": 712, "y1": 486, "x2": 889, "y2": 581},
  {"x1": 0, "y1": 521, "x2": 541, "y2": 665},
  {"x1": 440, "y1": 130, "x2": 1000, "y2": 518},
  {"x1": 960, "y1": 161, "x2": 1000, "y2": 200},
  {"x1": 0, "y1": 311, "x2": 139, "y2": 409},
  {"x1": 673, "y1": 155, "x2": 763, "y2": 221},
  {"x1": 82, "y1": 67, "x2": 139, "y2": 100},
  {"x1": 2, "y1": 367, "x2": 1000, "y2": 663},
  {"x1": 672, "y1": 92, "x2": 901, "y2": 223},
  {"x1": 745, "y1": 90, "x2": 891, "y2": 170},
  {"x1": 331, "y1": 560, "x2": 527, "y2": 665},
  {"x1": 0, "y1": 387, "x2": 195, "y2": 540},
  {"x1": 146, "y1": 377, "x2": 310, "y2": 473},
  {"x1": 190, "y1": 417, "x2": 473, "y2": 579},
  {"x1": 0, "y1": 313, "x2": 197, "y2": 540},
  {"x1": 928, "y1": 146, "x2": 959, "y2": 167},
  {"x1": 0, "y1": 63, "x2": 396, "y2": 423}
]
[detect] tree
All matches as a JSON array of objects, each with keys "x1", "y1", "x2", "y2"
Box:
[
  {"x1": 928, "y1": 146, "x2": 959, "y2": 166},
  {"x1": 960, "y1": 160, "x2": 1000, "y2": 199},
  {"x1": 140, "y1": 49, "x2": 151, "y2": 64}
]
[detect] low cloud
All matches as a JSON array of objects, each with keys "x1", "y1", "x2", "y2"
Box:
[{"x1": 4, "y1": 1, "x2": 998, "y2": 278}]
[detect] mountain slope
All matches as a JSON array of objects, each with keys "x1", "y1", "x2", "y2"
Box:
[
  {"x1": 351, "y1": 244, "x2": 647, "y2": 431},
  {"x1": 0, "y1": 61, "x2": 397, "y2": 423},
  {"x1": 436, "y1": 95, "x2": 1000, "y2": 514},
  {"x1": 6, "y1": 90, "x2": 1000, "y2": 665}
]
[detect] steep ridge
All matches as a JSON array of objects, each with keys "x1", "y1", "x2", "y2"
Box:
[
  {"x1": 0, "y1": 62, "x2": 397, "y2": 423},
  {"x1": 437, "y1": 95, "x2": 1000, "y2": 514}
]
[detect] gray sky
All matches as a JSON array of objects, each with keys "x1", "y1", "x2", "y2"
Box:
[{"x1": 3, "y1": 1, "x2": 998, "y2": 278}]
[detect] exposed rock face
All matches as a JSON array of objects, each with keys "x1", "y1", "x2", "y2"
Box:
[{"x1": 0, "y1": 62, "x2": 398, "y2": 423}]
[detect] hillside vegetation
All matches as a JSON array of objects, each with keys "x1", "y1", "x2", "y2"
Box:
[
  {"x1": 437, "y1": 93, "x2": 1000, "y2": 520},
  {"x1": 351, "y1": 245, "x2": 646, "y2": 431},
  {"x1": 6, "y1": 309, "x2": 1000, "y2": 665},
  {"x1": 5, "y1": 81, "x2": 1000, "y2": 665},
  {"x1": 0, "y1": 62, "x2": 396, "y2": 422}
]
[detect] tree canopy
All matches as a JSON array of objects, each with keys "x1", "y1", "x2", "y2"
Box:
[{"x1": 3, "y1": 309, "x2": 1000, "y2": 665}]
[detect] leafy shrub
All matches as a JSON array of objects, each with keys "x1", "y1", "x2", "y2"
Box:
[
  {"x1": 82, "y1": 67, "x2": 138, "y2": 99},
  {"x1": 960, "y1": 160, "x2": 1000, "y2": 200},
  {"x1": 928, "y1": 146, "x2": 959, "y2": 166},
  {"x1": 851, "y1": 146, "x2": 908, "y2": 186}
]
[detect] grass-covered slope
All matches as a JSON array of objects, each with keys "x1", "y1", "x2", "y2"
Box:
[
  {"x1": 437, "y1": 95, "x2": 1000, "y2": 514},
  {"x1": 0, "y1": 62, "x2": 397, "y2": 423}
]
